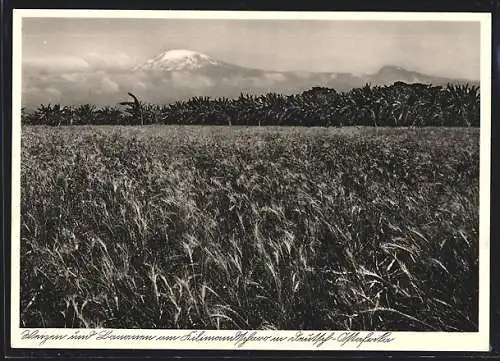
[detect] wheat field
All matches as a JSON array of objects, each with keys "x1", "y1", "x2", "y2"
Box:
[{"x1": 20, "y1": 126, "x2": 479, "y2": 331}]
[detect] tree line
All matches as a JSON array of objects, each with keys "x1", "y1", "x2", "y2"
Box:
[{"x1": 21, "y1": 82, "x2": 480, "y2": 127}]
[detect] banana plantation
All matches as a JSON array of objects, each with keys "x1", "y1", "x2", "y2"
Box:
[{"x1": 21, "y1": 82, "x2": 480, "y2": 127}]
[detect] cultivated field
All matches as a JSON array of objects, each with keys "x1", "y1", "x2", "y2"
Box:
[{"x1": 20, "y1": 126, "x2": 479, "y2": 331}]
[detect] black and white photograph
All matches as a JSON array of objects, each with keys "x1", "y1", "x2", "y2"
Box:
[{"x1": 10, "y1": 10, "x2": 491, "y2": 351}]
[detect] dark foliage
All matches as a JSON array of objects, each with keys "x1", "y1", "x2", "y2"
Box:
[{"x1": 22, "y1": 83, "x2": 480, "y2": 127}]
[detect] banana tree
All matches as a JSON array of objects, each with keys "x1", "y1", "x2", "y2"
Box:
[
  {"x1": 119, "y1": 92, "x2": 144, "y2": 125},
  {"x1": 35, "y1": 104, "x2": 72, "y2": 126},
  {"x1": 73, "y1": 104, "x2": 97, "y2": 125},
  {"x1": 96, "y1": 106, "x2": 123, "y2": 125}
]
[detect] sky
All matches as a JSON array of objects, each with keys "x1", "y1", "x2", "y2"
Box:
[
  {"x1": 23, "y1": 18, "x2": 480, "y2": 78},
  {"x1": 21, "y1": 17, "x2": 481, "y2": 107}
]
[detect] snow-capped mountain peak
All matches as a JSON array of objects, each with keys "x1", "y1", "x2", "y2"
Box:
[{"x1": 134, "y1": 49, "x2": 222, "y2": 71}]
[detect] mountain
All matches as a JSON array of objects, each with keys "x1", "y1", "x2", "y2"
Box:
[
  {"x1": 369, "y1": 65, "x2": 476, "y2": 86},
  {"x1": 21, "y1": 48, "x2": 479, "y2": 108},
  {"x1": 133, "y1": 49, "x2": 224, "y2": 71},
  {"x1": 131, "y1": 49, "x2": 477, "y2": 96},
  {"x1": 132, "y1": 49, "x2": 283, "y2": 78}
]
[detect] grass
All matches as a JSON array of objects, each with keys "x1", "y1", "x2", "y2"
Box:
[{"x1": 20, "y1": 125, "x2": 479, "y2": 331}]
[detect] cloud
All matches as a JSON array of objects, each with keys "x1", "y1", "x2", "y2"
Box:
[
  {"x1": 222, "y1": 72, "x2": 288, "y2": 88},
  {"x1": 22, "y1": 86, "x2": 40, "y2": 95},
  {"x1": 250, "y1": 72, "x2": 288, "y2": 87},
  {"x1": 222, "y1": 75, "x2": 247, "y2": 87},
  {"x1": 83, "y1": 52, "x2": 133, "y2": 70},
  {"x1": 22, "y1": 69, "x2": 120, "y2": 107},
  {"x1": 21, "y1": 66, "x2": 307, "y2": 108},
  {"x1": 265, "y1": 73, "x2": 287, "y2": 82},
  {"x1": 22, "y1": 68, "x2": 172, "y2": 107},
  {"x1": 23, "y1": 53, "x2": 134, "y2": 76},
  {"x1": 136, "y1": 81, "x2": 147, "y2": 91},
  {"x1": 45, "y1": 87, "x2": 61, "y2": 96},
  {"x1": 293, "y1": 71, "x2": 314, "y2": 79},
  {"x1": 99, "y1": 77, "x2": 120, "y2": 94},
  {"x1": 45, "y1": 87, "x2": 63, "y2": 102},
  {"x1": 61, "y1": 72, "x2": 88, "y2": 83},
  {"x1": 23, "y1": 56, "x2": 91, "y2": 72},
  {"x1": 171, "y1": 72, "x2": 214, "y2": 89}
]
